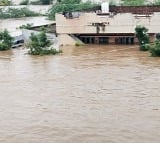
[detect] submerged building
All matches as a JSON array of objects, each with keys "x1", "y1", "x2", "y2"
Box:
[{"x1": 55, "y1": 3, "x2": 160, "y2": 45}]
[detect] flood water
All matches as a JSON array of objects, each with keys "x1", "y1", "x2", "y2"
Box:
[
  {"x1": 0, "y1": 45, "x2": 160, "y2": 143},
  {"x1": 0, "y1": 16, "x2": 54, "y2": 32}
]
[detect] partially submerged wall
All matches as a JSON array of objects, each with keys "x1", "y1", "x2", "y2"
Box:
[{"x1": 56, "y1": 12, "x2": 160, "y2": 34}]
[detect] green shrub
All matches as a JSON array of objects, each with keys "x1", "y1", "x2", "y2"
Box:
[
  {"x1": 0, "y1": 29, "x2": 13, "y2": 51},
  {"x1": 27, "y1": 30, "x2": 61, "y2": 55},
  {"x1": 30, "y1": 0, "x2": 41, "y2": 5},
  {"x1": 135, "y1": 25, "x2": 150, "y2": 51},
  {"x1": 0, "y1": 0, "x2": 12, "y2": 6},
  {"x1": 122, "y1": 0, "x2": 145, "y2": 6},
  {"x1": 153, "y1": 0, "x2": 160, "y2": 5},
  {"x1": 19, "y1": 0, "x2": 29, "y2": 5},
  {"x1": 40, "y1": 0, "x2": 52, "y2": 5},
  {"x1": 0, "y1": 7, "x2": 39, "y2": 19},
  {"x1": 19, "y1": 23, "x2": 33, "y2": 29},
  {"x1": 139, "y1": 44, "x2": 150, "y2": 51},
  {"x1": 149, "y1": 40, "x2": 160, "y2": 57},
  {"x1": 30, "y1": 0, "x2": 53, "y2": 5}
]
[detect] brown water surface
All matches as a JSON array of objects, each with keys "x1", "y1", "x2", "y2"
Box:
[{"x1": 0, "y1": 45, "x2": 160, "y2": 143}]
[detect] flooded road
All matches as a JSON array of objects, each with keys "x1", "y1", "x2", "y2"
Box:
[{"x1": 0, "y1": 45, "x2": 160, "y2": 143}]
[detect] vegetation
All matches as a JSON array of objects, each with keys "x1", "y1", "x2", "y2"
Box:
[
  {"x1": 48, "y1": 0, "x2": 99, "y2": 20},
  {"x1": 148, "y1": 40, "x2": 160, "y2": 57},
  {"x1": 121, "y1": 0, "x2": 145, "y2": 6},
  {"x1": 29, "y1": 0, "x2": 41, "y2": 5},
  {"x1": 19, "y1": 0, "x2": 29, "y2": 5},
  {"x1": 0, "y1": 7, "x2": 39, "y2": 19},
  {"x1": 135, "y1": 25, "x2": 160, "y2": 57},
  {"x1": 40, "y1": 0, "x2": 53, "y2": 5},
  {"x1": 19, "y1": 23, "x2": 33, "y2": 29},
  {"x1": 0, "y1": 29, "x2": 13, "y2": 51},
  {"x1": 135, "y1": 25, "x2": 149, "y2": 51},
  {"x1": 29, "y1": 0, "x2": 53, "y2": 5},
  {"x1": 27, "y1": 30, "x2": 60, "y2": 55},
  {"x1": 109, "y1": 0, "x2": 116, "y2": 6},
  {"x1": 121, "y1": 0, "x2": 160, "y2": 6},
  {"x1": 154, "y1": 0, "x2": 160, "y2": 5},
  {"x1": 0, "y1": 0, "x2": 12, "y2": 6}
]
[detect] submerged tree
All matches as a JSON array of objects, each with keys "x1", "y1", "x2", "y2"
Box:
[
  {"x1": 0, "y1": 29, "x2": 13, "y2": 51},
  {"x1": 149, "y1": 40, "x2": 160, "y2": 56},
  {"x1": 27, "y1": 30, "x2": 60, "y2": 55},
  {"x1": 135, "y1": 25, "x2": 149, "y2": 51}
]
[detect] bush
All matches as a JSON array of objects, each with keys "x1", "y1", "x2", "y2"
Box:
[
  {"x1": 139, "y1": 44, "x2": 150, "y2": 51},
  {"x1": 19, "y1": 23, "x2": 33, "y2": 29},
  {"x1": 135, "y1": 25, "x2": 149, "y2": 51},
  {"x1": 154, "y1": 0, "x2": 160, "y2": 5},
  {"x1": 122, "y1": 0, "x2": 145, "y2": 6},
  {"x1": 27, "y1": 30, "x2": 61, "y2": 55},
  {"x1": 30, "y1": 0, "x2": 53, "y2": 5},
  {"x1": 149, "y1": 40, "x2": 160, "y2": 57},
  {"x1": 0, "y1": 29, "x2": 13, "y2": 51},
  {"x1": 30, "y1": 0, "x2": 41, "y2": 5},
  {"x1": 40, "y1": 0, "x2": 52, "y2": 5},
  {"x1": 0, "y1": 0, "x2": 12, "y2": 6},
  {"x1": 19, "y1": 0, "x2": 29, "y2": 5},
  {"x1": 0, "y1": 7, "x2": 39, "y2": 19}
]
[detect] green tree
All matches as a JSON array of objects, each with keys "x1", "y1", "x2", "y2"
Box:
[
  {"x1": 0, "y1": 29, "x2": 13, "y2": 51},
  {"x1": 154, "y1": 0, "x2": 160, "y2": 5},
  {"x1": 122, "y1": 0, "x2": 145, "y2": 6},
  {"x1": 48, "y1": 0, "x2": 98, "y2": 20},
  {"x1": 40, "y1": 0, "x2": 53, "y2": 5},
  {"x1": 0, "y1": 8, "x2": 39, "y2": 19},
  {"x1": 28, "y1": 30, "x2": 60, "y2": 55},
  {"x1": 149, "y1": 40, "x2": 160, "y2": 56},
  {"x1": 19, "y1": 0, "x2": 29, "y2": 5},
  {"x1": 135, "y1": 25, "x2": 149, "y2": 51},
  {"x1": 60, "y1": 0, "x2": 81, "y2": 4},
  {"x1": 0, "y1": 0, "x2": 12, "y2": 6}
]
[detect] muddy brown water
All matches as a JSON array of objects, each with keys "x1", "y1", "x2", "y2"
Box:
[{"x1": 0, "y1": 45, "x2": 160, "y2": 143}]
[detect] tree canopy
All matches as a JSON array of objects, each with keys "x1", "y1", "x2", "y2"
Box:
[
  {"x1": 135, "y1": 25, "x2": 150, "y2": 51},
  {"x1": 27, "y1": 30, "x2": 60, "y2": 55},
  {"x1": 0, "y1": 29, "x2": 13, "y2": 51},
  {"x1": 48, "y1": 0, "x2": 98, "y2": 20}
]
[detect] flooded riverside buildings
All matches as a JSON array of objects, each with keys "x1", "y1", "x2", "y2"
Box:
[{"x1": 55, "y1": 2, "x2": 160, "y2": 46}]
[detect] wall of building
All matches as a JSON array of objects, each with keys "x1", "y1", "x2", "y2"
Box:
[
  {"x1": 56, "y1": 10, "x2": 160, "y2": 45},
  {"x1": 109, "y1": 6, "x2": 160, "y2": 14},
  {"x1": 58, "y1": 34, "x2": 77, "y2": 46},
  {"x1": 56, "y1": 12, "x2": 160, "y2": 34},
  {"x1": 56, "y1": 13, "x2": 134, "y2": 34}
]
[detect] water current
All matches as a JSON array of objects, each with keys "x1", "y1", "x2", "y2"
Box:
[{"x1": 0, "y1": 45, "x2": 160, "y2": 143}]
